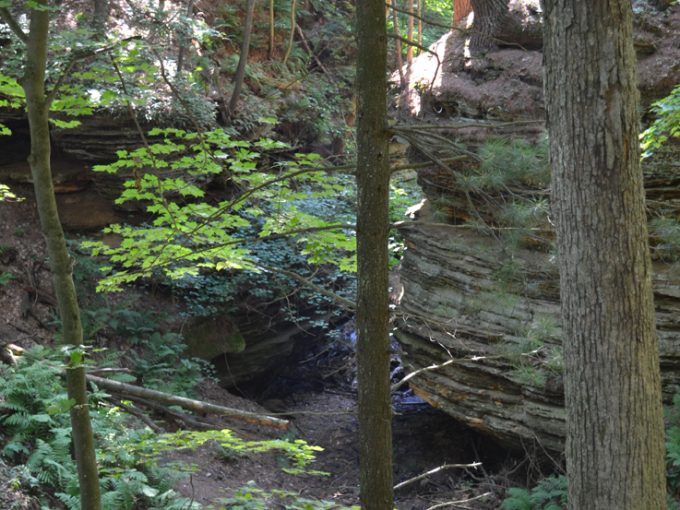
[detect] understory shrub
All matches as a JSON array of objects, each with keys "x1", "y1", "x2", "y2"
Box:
[
  {"x1": 215, "y1": 481, "x2": 359, "y2": 510},
  {"x1": 502, "y1": 476, "x2": 567, "y2": 510},
  {"x1": 0, "y1": 347, "x2": 326, "y2": 509}
]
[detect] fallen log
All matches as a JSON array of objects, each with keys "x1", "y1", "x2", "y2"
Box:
[
  {"x1": 86, "y1": 374, "x2": 289, "y2": 430},
  {"x1": 0, "y1": 343, "x2": 24, "y2": 366}
]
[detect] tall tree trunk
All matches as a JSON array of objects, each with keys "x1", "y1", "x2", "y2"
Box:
[
  {"x1": 417, "y1": 0, "x2": 423, "y2": 47},
  {"x1": 268, "y1": 0, "x2": 275, "y2": 58},
  {"x1": 283, "y1": 0, "x2": 297, "y2": 64},
  {"x1": 391, "y1": 0, "x2": 405, "y2": 87},
  {"x1": 469, "y1": 0, "x2": 507, "y2": 52},
  {"x1": 92, "y1": 0, "x2": 108, "y2": 33},
  {"x1": 355, "y1": 0, "x2": 392, "y2": 507},
  {"x1": 406, "y1": 0, "x2": 414, "y2": 63},
  {"x1": 452, "y1": 0, "x2": 472, "y2": 28},
  {"x1": 543, "y1": 0, "x2": 666, "y2": 508},
  {"x1": 22, "y1": 4, "x2": 102, "y2": 509},
  {"x1": 228, "y1": 0, "x2": 256, "y2": 116},
  {"x1": 175, "y1": 0, "x2": 194, "y2": 78}
]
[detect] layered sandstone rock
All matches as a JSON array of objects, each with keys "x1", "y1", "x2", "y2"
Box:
[{"x1": 394, "y1": 2, "x2": 680, "y2": 451}]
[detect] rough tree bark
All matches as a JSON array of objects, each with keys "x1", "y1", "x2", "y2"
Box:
[
  {"x1": 469, "y1": 0, "x2": 508, "y2": 52},
  {"x1": 355, "y1": 0, "x2": 393, "y2": 507},
  {"x1": 22, "y1": 3, "x2": 102, "y2": 509},
  {"x1": 543, "y1": 0, "x2": 667, "y2": 508}
]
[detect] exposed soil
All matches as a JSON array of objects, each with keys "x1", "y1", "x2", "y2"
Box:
[
  {"x1": 0, "y1": 178, "x2": 535, "y2": 509},
  {"x1": 166, "y1": 337, "x2": 521, "y2": 510}
]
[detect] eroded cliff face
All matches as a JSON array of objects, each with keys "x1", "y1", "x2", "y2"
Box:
[{"x1": 394, "y1": 2, "x2": 680, "y2": 452}]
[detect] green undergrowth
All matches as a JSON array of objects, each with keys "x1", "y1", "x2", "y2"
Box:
[
  {"x1": 502, "y1": 475, "x2": 567, "y2": 510},
  {"x1": 213, "y1": 482, "x2": 359, "y2": 510},
  {"x1": 82, "y1": 128, "x2": 356, "y2": 292},
  {"x1": 503, "y1": 390, "x2": 680, "y2": 509},
  {"x1": 67, "y1": 242, "x2": 212, "y2": 397},
  {"x1": 642, "y1": 83, "x2": 680, "y2": 159},
  {"x1": 0, "y1": 347, "x2": 332, "y2": 509},
  {"x1": 501, "y1": 314, "x2": 563, "y2": 389}
]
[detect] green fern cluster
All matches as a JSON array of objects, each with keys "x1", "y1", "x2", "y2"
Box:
[
  {"x1": 0, "y1": 347, "x2": 326, "y2": 509},
  {"x1": 215, "y1": 481, "x2": 359, "y2": 510},
  {"x1": 0, "y1": 347, "x2": 200, "y2": 509},
  {"x1": 502, "y1": 475, "x2": 567, "y2": 510}
]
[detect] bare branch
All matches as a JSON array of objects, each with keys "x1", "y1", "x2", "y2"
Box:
[
  {"x1": 394, "y1": 462, "x2": 482, "y2": 490},
  {"x1": 424, "y1": 492, "x2": 493, "y2": 509},
  {"x1": 256, "y1": 263, "x2": 355, "y2": 311},
  {"x1": 130, "y1": 396, "x2": 217, "y2": 430},
  {"x1": 105, "y1": 397, "x2": 163, "y2": 432},
  {"x1": 391, "y1": 156, "x2": 466, "y2": 173},
  {"x1": 295, "y1": 24, "x2": 330, "y2": 76},
  {"x1": 0, "y1": 8, "x2": 27, "y2": 43},
  {"x1": 391, "y1": 359, "x2": 455, "y2": 392},
  {"x1": 387, "y1": 33, "x2": 439, "y2": 58},
  {"x1": 391, "y1": 119, "x2": 544, "y2": 131}
]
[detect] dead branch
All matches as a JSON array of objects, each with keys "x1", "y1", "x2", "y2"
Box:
[
  {"x1": 387, "y1": 33, "x2": 442, "y2": 91},
  {"x1": 295, "y1": 24, "x2": 330, "y2": 76},
  {"x1": 256, "y1": 263, "x2": 355, "y2": 312},
  {"x1": 0, "y1": 8, "x2": 28, "y2": 43},
  {"x1": 393, "y1": 462, "x2": 482, "y2": 490},
  {"x1": 391, "y1": 359, "x2": 455, "y2": 392},
  {"x1": 106, "y1": 397, "x2": 163, "y2": 432},
  {"x1": 391, "y1": 119, "x2": 544, "y2": 131},
  {"x1": 89, "y1": 367, "x2": 133, "y2": 376},
  {"x1": 391, "y1": 156, "x2": 467, "y2": 173},
  {"x1": 424, "y1": 492, "x2": 493, "y2": 509},
  {"x1": 86, "y1": 374, "x2": 289, "y2": 430},
  {"x1": 46, "y1": 35, "x2": 142, "y2": 105},
  {"x1": 128, "y1": 396, "x2": 217, "y2": 431},
  {"x1": 23, "y1": 286, "x2": 58, "y2": 307},
  {"x1": 0, "y1": 343, "x2": 25, "y2": 366}
]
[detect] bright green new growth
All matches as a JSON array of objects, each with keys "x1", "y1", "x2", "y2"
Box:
[
  {"x1": 83, "y1": 128, "x2": 357, "y2": 292},
  {"x1": 641, "y1": 84, "x2": 680, "y2": 158}
]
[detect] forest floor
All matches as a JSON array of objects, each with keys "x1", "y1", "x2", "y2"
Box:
[{"x1": 0, "y1": 181, "x2": 543, "y2": 510}]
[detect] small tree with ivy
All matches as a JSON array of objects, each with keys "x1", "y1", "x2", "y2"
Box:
[{"x1": 1, "y1": 2, "x2": 102, "y2": 508}]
